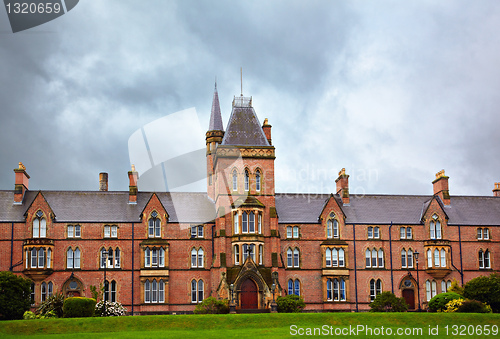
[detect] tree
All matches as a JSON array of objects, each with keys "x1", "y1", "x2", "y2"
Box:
[
  {"x1": 463, "y1": 273, "x2": 500, "y2": 313},
  {"x1": 0, "y1": 271, "x2": 32, "y2": 320},
  {"x1": 369, "y1": 291, "x2": 408, "y2": 312}
]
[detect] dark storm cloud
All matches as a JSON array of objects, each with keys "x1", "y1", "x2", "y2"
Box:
[{"x1": 0, "y1": 1, "x2": 499, "y2": 197}]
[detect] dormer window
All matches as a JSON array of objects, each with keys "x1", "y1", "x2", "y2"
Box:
[
  {"x1": 327, "y1": 213, "x2": 339, "y2": 239},
  {"x1": 33, "y1": 211, "x2": 47, "y2": 238},
  {"x1": 148, "y1": 211, "x2": 161, "y2": 238},
  {"x1": 430, "y1": 215, "x2": 442, "y2": 239}
]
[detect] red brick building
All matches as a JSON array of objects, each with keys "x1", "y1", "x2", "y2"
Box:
[{"x1": 1, "y1": 86, "x2": 499, "y2": 313}]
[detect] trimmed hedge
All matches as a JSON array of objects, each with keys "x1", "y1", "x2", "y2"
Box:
[
  {"x1": 63, "y1": 297, "x2": 96, "y2": 318},
  {"x1": 428, "y1": 292, "x2": 462, "y2": 312}
]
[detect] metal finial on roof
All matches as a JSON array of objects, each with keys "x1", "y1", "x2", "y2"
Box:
[{"x1": 240, "y1": 67, "x2": 243, "y2": 96}]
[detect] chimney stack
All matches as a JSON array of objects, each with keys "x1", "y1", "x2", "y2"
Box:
[
  {"x1": 99, "y1": 173, "x2": 108, "y2": 191},
  {"x1": 128, "y1": 164, "x2": 138, "y2": 204},
  {"x1": 335, "y1": 168, "x2": 350, "y2": 204},
  {"x1": 432, "y1": 170, "x2": 450, "y2": 205},
  {"x1": 262, "y1": 118, "x2": 272, "y2": 145},
  {"x1": 493, "y1": 182, "x2": 500, "y2": 197},
  {"x1": 14, "y1": 162, "x2": 29, "y2": 204}
]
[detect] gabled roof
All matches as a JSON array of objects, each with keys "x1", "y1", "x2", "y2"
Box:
[
  {"x1": 208, "y1": 83, "x2": 224, "y2": 132},
  {"x1": 221, "y1": 97, "x2": 270, "y2": 146},
  {"x1": 275, "y1": 193, "x2": 500, "y2": 226},
  {"x1": 0, "y1": 191, "x2": 215, "y2": 224}
]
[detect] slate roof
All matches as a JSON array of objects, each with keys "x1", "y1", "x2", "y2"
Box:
[
  {"x1": 0, "y1": 190, "x2": 215, "y2": 224},
  {"x1": 221, "y1": 98, "x2": 270, "y2": 146},
  {"x1": 2, "y1": 190, "x2": 499, "y2": 226},
  {"x1": 275, "y1": 193, "x2": 500, "y2": 226},
  {"x1": 208, "y1": 83, "x2": 224, "y2": 131}
]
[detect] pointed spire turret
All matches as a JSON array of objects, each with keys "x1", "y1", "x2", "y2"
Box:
[{"x1": 208, "y1": 81, "x2": 224, "y2": 132}]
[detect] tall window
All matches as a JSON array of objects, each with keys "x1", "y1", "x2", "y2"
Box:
[
  {"x1": 256, "y1": 171, "x2": 261, "y2": 192},
  {"x1": 242, "y1": 244, "x2": 255, "y2": 262},
  {"x1": 370, "y1": 279, "x2": 382, "y2": 301},
  {"x1": 249, "y1": 212, "x2": 255, "y2": 233},
  {"x1": 258, "y1": 214, "x2": 262, "y2": 234},
  {"x1": 104, "y1": 280, "x2": 117, "y2": 302},
  {"x1": 327, "y1": 278, "x2": 346, "y2": 301},
  {"x1": 288, "y1": 279, "x2": 300, "y2": 296},
  {"x1": 33, "y1": 211, "x2": 46, "y2": 238},
  {"x1": 144, "y1": 279, "x2": 165, "y2": 303},
  {"x1": 67, "y1": 247, "x2": 80, "y2": 269},
  {"x1": 366, "y1": 248, "x2": 383, "y2": 268},
  {"x1": 190, "y1": 248, "x2": 204, "y2": 268},
  {"x1": 148, "y1": 211, "x2": 161, "y2": 238},
  {"x1": 426, "y1": 280, "x2": 437, "y2": 301},
  {"x1": 401, "y1": 249, "x2": 414, "y2": 268},
  {"x1": 144, "y1": 247, "x2": 165, "y2": 268},
  {"x1": 479, "y1": 249, "x2": 491, "y2": 269},
  {"x1": 27, "y1": 247, "x2": 52, "y2": 270},
  {"x1": 325, "y1": 248, "x2": 345, "y2": 267},
  {"x1": 242, "y1": 212, "x2": 248, "y2": 233},
  {"x1": 430, "y1": 215, "x2": 442, "y2": 239},
  {"x1": 327, "y1": 213, "x2": 339, "y2": 239},
  {"x1": 234, "y1": 245, "x2": 240, "y2": 265},
  {"x1": 427, "y1": 249, "x2": 432, "y2": 268},
  {"x1": 244, "y1": 170, "x2": 249, "y2": 191},
  {"x1": 259, "y1": 244, "x2": 263, "y2": 265},
  {"x1": 191, "y1": 279, "x2": 204, "y2": 303},
  {"x1": 287, "y1": 248, "x2": 300, "y2": 267},
  {"x1": 232, "y1": 170, "x2": 237, "y2": 191},
  {"x1": 234, "y1": 212, "x2": 239, "y2": 234}
]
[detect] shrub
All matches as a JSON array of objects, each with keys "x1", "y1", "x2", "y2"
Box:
[
  {"x1": 63, "y1": 297, "x2": 96, "y2": 318},
  {"x1": 463, "y1": 273, "x2": 500, "y2": 313},
  {"x1": 0, "y1": 271, "x2": 32, "y2": 320},
  {"x1": 37, "y1": 292, "x2": 65, "y2": 318},
  {"x1": 443, "y1": 298, "x2": 465, "y2": 313},
  {"x1": 369, "y1": 292, "x2": 408, "y2": 312},
  {"x1": 428, "y1": 292, "x2": 462, "y2": 312},
  {"x1": 456, "y1": 300, "x2": 492, "y2": 313},
  {"x1": 23, "y1": 311, "x2": 37, "y2": 320},
  {"x1": 447, "y1": 279, "x2": 464, "y2": 295},
  {"x1": 193, "y1": 297, "x2": 229, "y2": 314},
  {"x1": 276, "y1": 294, "x2": 305, "y2": 313},
  {"x1": 95, "y1": 300, "x2": 127, "y2": 317},
  {"x1": 23, "y1": 310, "x2": 57, "y2": 320}
]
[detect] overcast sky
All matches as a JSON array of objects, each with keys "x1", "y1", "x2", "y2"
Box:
[{"x1": 1, "y1": 0, "x2": 499, "y2": 197}]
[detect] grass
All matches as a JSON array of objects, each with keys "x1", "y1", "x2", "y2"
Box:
[{"x1": 0, "y1": 313, "x2": 499, "y2": 338}]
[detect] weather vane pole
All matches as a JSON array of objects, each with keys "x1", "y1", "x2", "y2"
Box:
[{"x1": 240, "y1": 67, "x2": 243, "y2": 96}]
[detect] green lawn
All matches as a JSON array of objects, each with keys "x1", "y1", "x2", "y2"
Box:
[{"x1": 0, "y1": 313, "x2": 499, "y2": 338}]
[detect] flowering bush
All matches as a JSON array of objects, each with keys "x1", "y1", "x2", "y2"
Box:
[
  {"x1": 443, "y1": 298, "x2": 464, "y2": 312},
  {"x1": 95, "y1": 300, "x2": 127, "y2": 317}
]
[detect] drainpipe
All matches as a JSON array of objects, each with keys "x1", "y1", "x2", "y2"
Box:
[
  {"x1": 352, "y1": 224, "x2": 358, "y2": 312},
  {"x1": 131, "y1": 222, "x2": 134, "y2": 315},
  {"x1": 458, "y1": 225, "x2": 463, "y2": 285},
  {"x1": 10, "y1": 222, "x2": 14, "y2": 271},
  {"x1": 389, "y1": 222, "x2": 394, "y2": 293},
  {"x1": 212, "y1": 225, "x2": 215, "y2": 265},
  {"x1": 449, "y1": 245, "x2": 463, "y2": 283}
]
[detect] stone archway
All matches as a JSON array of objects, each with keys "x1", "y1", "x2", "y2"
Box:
[
  {"x1": 240, "y1": 278, "x2": 258, "y2": 309},
  {"x1": 400, "y1": 276, "x2": 417, "y2": 310},
  {"x1": 63, "y1": 275, "x2": 84, "y2": 298}
]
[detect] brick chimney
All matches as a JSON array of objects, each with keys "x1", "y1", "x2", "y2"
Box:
[
  {"x1": 335, "y1": 168, "x2": 350, "y2": 204},
  {"x1": 433, "y1": 169, "x2": 450, "y2": 205},
  {"x1": 14, "y1": 162, "x2": 29, "y2": 204},
  {"x1": 99, "y1": 173, "x2": 108, "y2": 191},
  {"x1": 262, "y1": 118, "x2": 272, "y2": 145},
  {"x1": 128, "y1": 164, "x2": 138, "y2": 204},
  {"x1": 493, "y1": 182, "x2": 500, "y2": 197}
]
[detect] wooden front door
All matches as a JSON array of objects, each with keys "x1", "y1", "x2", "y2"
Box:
[
  {"x1": 240, "y1": 279, "x2": 258, "y2": 309},
  {"x1": 402, "y1": 289, "x2": 415, "y2": 309}
]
